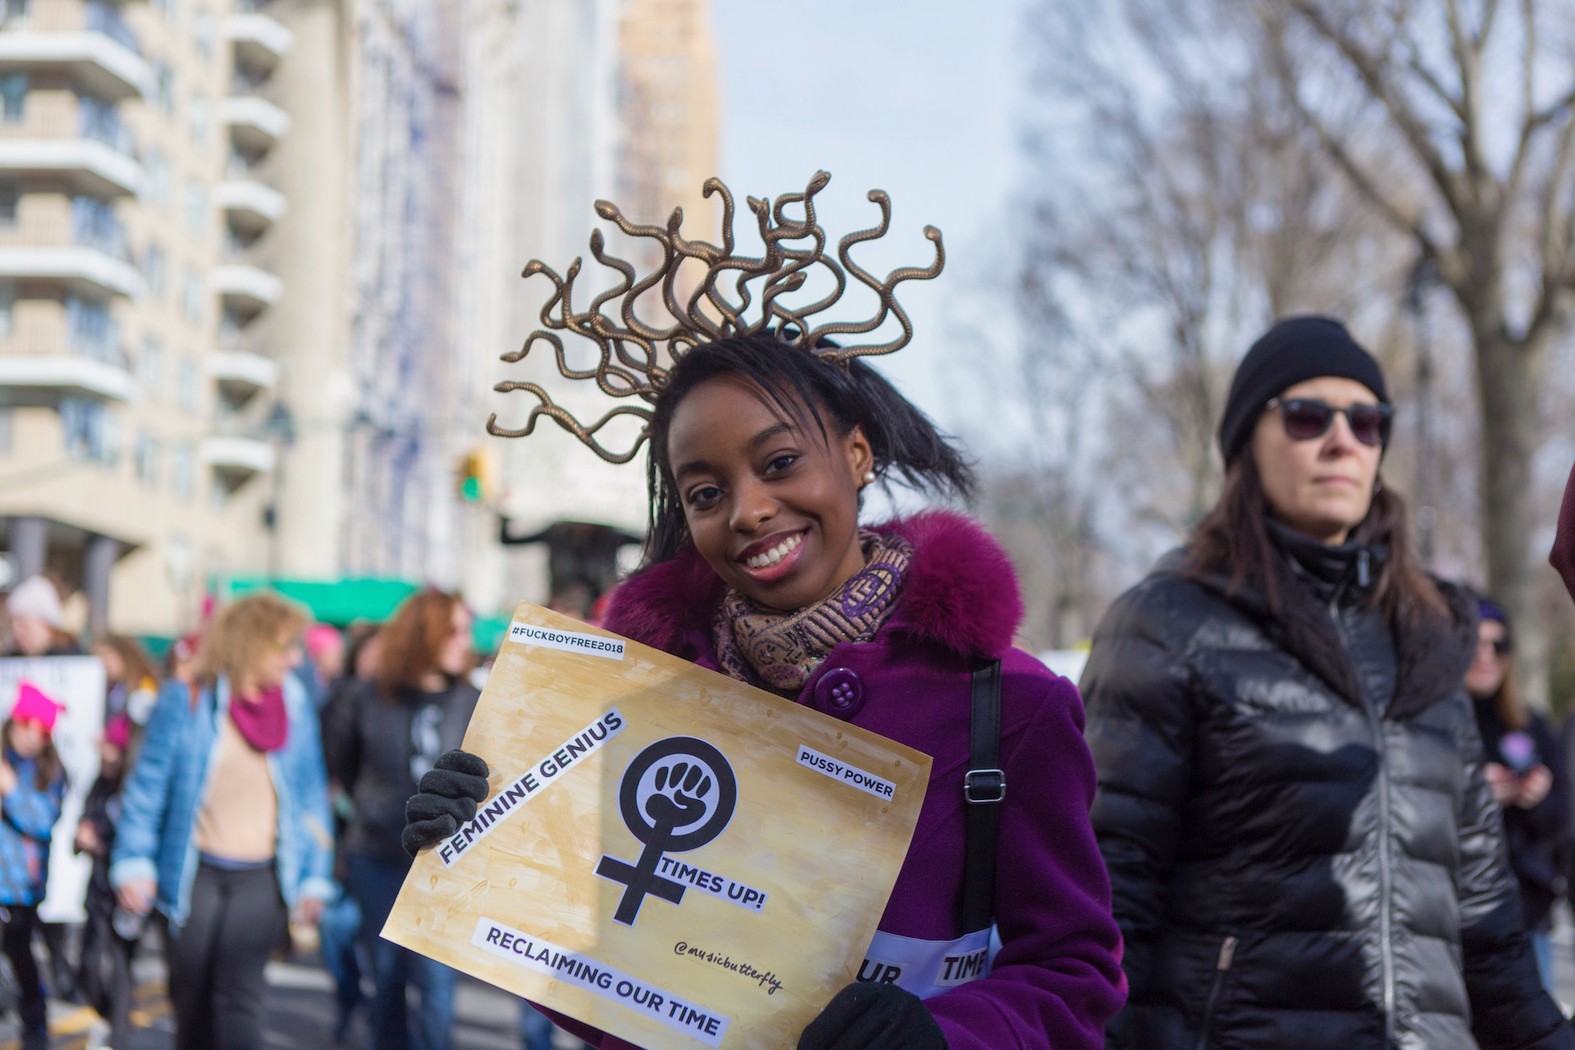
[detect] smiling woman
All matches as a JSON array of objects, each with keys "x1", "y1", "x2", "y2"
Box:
[{"x1": 405, "y1": 174, "x2": 1128, "y2": 1049}]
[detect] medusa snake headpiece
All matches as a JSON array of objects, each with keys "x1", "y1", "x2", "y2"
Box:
[{"x1": 486, "y1": 171, "x2": 945, "y2": 464}]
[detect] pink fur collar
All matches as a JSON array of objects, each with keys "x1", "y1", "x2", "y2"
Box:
[{"x1": 603, "y1": 511, "x2": 1024, "y2": 660}]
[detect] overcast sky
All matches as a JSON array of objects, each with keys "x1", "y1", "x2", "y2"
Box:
[{"x1": 710, "y1": 0, "x2": 1032, "y2": 432}]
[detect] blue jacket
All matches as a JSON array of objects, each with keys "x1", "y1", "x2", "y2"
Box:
[
  {"x1": 109, "y1": 675, "x2": 335, "y2": 929},
  {"x1": 0, "y1": 751, "x2": 64, "y2": 907}
]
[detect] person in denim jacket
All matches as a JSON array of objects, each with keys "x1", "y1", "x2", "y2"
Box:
[{"x1": 110, "y1": 593, "x2": 335, "y2": 1050}]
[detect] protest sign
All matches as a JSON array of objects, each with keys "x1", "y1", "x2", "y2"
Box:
[
  {"x1": 383, "y1": 602, "x2": 930, "y2": 1049},
  {"x1": 0, "y1": 656, "x2": 106, "y2": 923}
]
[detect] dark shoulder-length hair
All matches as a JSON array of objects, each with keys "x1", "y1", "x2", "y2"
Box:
[
  {"x1": 643, "y1": 332, "x2": 975, "y2": 566},
  {"x1": 1185, "y1": 454, "x2": 1451, "y2": 626},
  {"x1": 3, "y1": 717, "x2": 62, "y2": 791},
  {"x1": 375, "y1": 589, "x2": 466, "y2": 698}
]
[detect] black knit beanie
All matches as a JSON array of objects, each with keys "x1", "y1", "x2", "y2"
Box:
[{"x1": 1218, "y1": 315, "x2": 1390, "y2": 464}]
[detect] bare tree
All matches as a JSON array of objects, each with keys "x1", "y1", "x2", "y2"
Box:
[
  {"x1": 1010, "y1": 0, "x2": 1575, "y2": 690},
  {"x1": 1011, "y1": 0, "x2": 1410, "y2": 563},
  {"x1": 1252, "y1": 0, "x2": 1575, "y2": 699}
]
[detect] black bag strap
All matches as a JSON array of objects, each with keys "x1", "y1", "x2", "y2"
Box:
[{"x1": 962, "y1": 659, "x2": 1004, "y2": 934}]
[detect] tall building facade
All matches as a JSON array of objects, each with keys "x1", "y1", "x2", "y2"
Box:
[
  {"x1": 0, "y1": 0, "x2": 292, "y2": 636},
  {"x1": 0, "y1": 0, "x2": 720, "y2": 639}
]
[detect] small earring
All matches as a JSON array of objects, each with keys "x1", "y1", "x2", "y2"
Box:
[
  {"x1": 861, "y1": 471, "x2": 877, "y2": 485},
  {"x1": 1374, "y1": 478, "x2": 1384, "y2": 495}
]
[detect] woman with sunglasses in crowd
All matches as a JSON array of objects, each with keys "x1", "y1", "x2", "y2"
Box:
[
  {"x1": 1081, "y1": 316, "x2": 1571, "y2": 1049},
  {"x1": 1467, "y1": 597, "x2": 1568, "y2": 995}
]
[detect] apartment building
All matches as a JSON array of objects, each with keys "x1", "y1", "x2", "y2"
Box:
[
  {"x1": 0, "y1": 0, "x2": 720, "y2": 639},
  {"x1": 0, "y1": 0, "x2": 290, "y2": 636}
]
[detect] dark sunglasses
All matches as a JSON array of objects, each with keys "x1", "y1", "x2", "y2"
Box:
[
  {"x1": 1266, "y1": 397, "x2": 1394, "y2": 447},
  {"x1": 1478, "y1": 636, "x2": 1513, "y2": 656}
]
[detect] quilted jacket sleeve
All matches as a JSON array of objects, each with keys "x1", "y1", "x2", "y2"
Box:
[
  {"x1": 1079, "y1": 579, "x2": 1198, "y2": 1047},
  {"x1": 1455, "y1": 701, "x2": 1575, "y2": 1050}
]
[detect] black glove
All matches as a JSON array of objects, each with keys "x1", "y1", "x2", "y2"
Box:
[
  {"x1": 797, "y1": 982, "x2": 947, "y2": 1050},
  {"x1": 402, "y1": 749, "x2": 491, "y2": 856}
]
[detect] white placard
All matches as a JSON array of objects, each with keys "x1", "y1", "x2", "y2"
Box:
[{"x1": 0, "y1": 657, "x2": 107, "y2": 923}]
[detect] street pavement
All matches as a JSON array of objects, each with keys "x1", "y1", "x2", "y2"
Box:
[
  {"x1": 0, "y1": 944, "x2": 542, "y2": 1050},
  {"x1": 3, "y1": 917, "x2": 1575, "y2": 1047}
]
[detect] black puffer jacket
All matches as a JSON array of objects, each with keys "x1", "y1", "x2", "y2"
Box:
[{"x1": 1082, "y1": 529, "x2": 1572, "y2": 1050}]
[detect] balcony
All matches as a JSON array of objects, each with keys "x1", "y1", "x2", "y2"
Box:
[
  {"x1": 200, "y1": 434, "x2": 275, "y2": 480},
  {"x1": 0, "y1": 138, "x2": 141, "y2": 198},
  {"x1": 214, "y1": 178, "x2": 285, "y2": 234},
  {"x1": 219, "y1": 94, "x2": 289, "y2": 153},
  {"x1": 211, "y1": 263, "x2": 282, "y2": 314},
  {"x1": 0, "y1": 3, "x2": 148, "y2": 99},
  {"x1": 222, "y1": 7, "x2": 294, "y2": 75},
  {"x1": 0, "y1": 333, "x2": 135, "y2": 406},
  {"x1": 206, "y1": 349, "x2": 278, "y2": 402},
  {"x1": 0, "y1": 245, "x2": 140, "y2": 298}
]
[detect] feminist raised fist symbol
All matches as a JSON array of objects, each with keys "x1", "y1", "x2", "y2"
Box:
[{"x1": 596, "y1": 738, "x2": 738, "y2": 926}]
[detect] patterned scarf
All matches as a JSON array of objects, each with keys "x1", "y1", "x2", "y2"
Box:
[{"x1": 712, "y1": 531, "x2": 913, "y2": 692}]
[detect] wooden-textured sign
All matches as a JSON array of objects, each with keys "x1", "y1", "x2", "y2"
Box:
[{"x1": 383, "y1": 602, "x2": 931, "y2": 1049}]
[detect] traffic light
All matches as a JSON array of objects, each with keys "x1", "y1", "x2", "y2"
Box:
[{"x1": 457, "y1": 448, "x2": 494, "y2": 503}]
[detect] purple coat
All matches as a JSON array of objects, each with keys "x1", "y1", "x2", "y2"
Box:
[{"x1": 577, "y1": 510, "x2": 1126, "y2": 1049}]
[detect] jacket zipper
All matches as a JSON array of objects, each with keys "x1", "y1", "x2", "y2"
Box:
[
  {"x1": 1194, "y1": 935, "x2": 1236, "y2": 1050},
  {"x1": 1330, "y1": 593, "x2": 1395, "y2": 1046}
]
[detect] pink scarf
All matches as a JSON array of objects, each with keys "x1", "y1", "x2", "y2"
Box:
[{"x1": 230, "y1": 685, "x2": 288, "y2": 752}]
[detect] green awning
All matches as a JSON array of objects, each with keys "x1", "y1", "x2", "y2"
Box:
[
  {"x1": 224, "y1": 577, "x2": 421, "y2": 627},
  {"x1": 472, "y1": 614, "x2": 511, "y2": 654}
]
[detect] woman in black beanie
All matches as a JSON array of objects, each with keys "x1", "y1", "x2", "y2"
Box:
[{"x1": 1082, "y1": 316, "x2": 1572, "y2": 1049}]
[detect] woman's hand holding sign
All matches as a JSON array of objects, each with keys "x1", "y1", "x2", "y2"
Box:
[
  {"x1": 797, "y1": 982, "x2": 948, "y2": 1049},
  {"x1": 403, "y1": 749, "x2": 491, "y2": 856}
]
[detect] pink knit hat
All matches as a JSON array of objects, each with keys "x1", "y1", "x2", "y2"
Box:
[{"x1": 11, "y1": 681, "x2": 63, "y2": 734}]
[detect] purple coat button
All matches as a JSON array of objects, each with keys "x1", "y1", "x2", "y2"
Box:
[{"x1": 814, "y1": 667, "x2": 864, "y2": 716}]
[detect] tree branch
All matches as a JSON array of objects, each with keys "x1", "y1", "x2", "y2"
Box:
[
  {"x1": 1283, "y1": 0, "x2": 1466, "y2": 220},
  {"x1": 1404, "y1": 46, "x2": 1468, "y2": 124},
  {"x1": 1268, "y1": 37, "x2": 1438, "y2": 259},
  {"x1": 1539, "y1": 108, "x2": 1575, "y2": 288},
  {"x1": 1441, "y1": 0, "x2": 1491, "y2": 207}
]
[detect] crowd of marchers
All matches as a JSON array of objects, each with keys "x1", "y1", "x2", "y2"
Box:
[{"x1": 5, "y1": 316, "x2": 1575, "y2": 1049}]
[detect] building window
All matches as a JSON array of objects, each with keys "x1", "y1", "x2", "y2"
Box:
[
  {"x1": 0, "y1": 74, "x2": 26, "y2": 122},
  {"x1": 65, "y1": 297, "x2": 118, "y2": 361},
  {"x1": 0, "y1": 181, "x2": 17, "y2": 226},
  {"x1": 143, "y1": 242, "x2": 166, "y2": 299},
  {"x1": 187, "y1": 97, "x2": 208, "y2": 149},
  {"x1": 60, "y1": 397, "x2": 120, "y2": 465},
  {"x1": 176, "y1": 359, "x2": 199, "y2": 412},
  {"x1": 170, "y1": 443, "x2": 194, "y2": 501},
  {"x1": 0, "y1": 0, "x2": 31, "y2": 27},
  {"x1": 145, "y1": 150, "x2": 171, "y2": 208},
  {"x1": 184, "y1": 182, "x2": 206, "y2": 234},
  {"x1": 180, "y1": 269, "x2": 203, "y2": 327},
  {"x1": 154, "y1": 63, "x2": 175, "y2": 116},
  {"x1": 134, "y1": 431, "x2": 160, "y2": 488},
  {"x1": 139, "y1": 337, "x2": 164, "y2": 399},
  {"x1": 0, "y1": 281, "x2": 12, "y2": 340},
  {"x1": 218, "y1": 308, "x2": 240, "y2": 348},
  {"x1": 194, "y1": 10, "x2": 213, "y2": 59},
  {"x1": 71, "y1": 196, "x2": 125, "y2": 256}
]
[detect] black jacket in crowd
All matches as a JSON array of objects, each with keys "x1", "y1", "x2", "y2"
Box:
[
  {"x1": 1082, "y1": 525, "x2": 1572, "y2": 1050},
  {"x1": 1474, "y1": 701, "x2": 1570, "y2": 935},
  {"x1": 322, "y1": 678, "x2": 479, "y2": 868}
]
